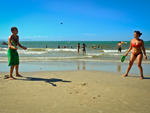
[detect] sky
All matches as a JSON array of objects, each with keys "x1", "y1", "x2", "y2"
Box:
[{"x1": 0, "y1": 0, "x2": 150, "y2": 41}]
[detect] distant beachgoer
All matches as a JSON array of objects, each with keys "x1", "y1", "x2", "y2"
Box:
[
  {"x1": 7, "y1": 27, "x2": 27, "y2": 80},
  {"x1": 93, "y1": 46, "x2": 97, "y2": 49},
  {"x1": 123, "y1": 31, "x2": 147, "y2": 79},
  {"x1": 58, "y1": 45, "x2": 60, "y2": 48},
  {"x1": 117, "y1": 41, "x2": 122, "y2": 52},
  {"x1": 46, "y1": 45, "x2": 47, "y2": 48},
  {"x1": 82, "y1": 43, "x2": 86, "y2": 55},
  {"x1": 2, "y1": 42, "x2": 8, "y2": 45},
  {"x1": 77, "y1": 43, "x2": 80, "y2": 54}
]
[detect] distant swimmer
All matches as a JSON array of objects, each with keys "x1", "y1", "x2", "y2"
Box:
[
  {"x1": 77, "y1": 43, "x2": 80, "y2": 54},
  {"x1": 117, "y1": 41, "x2": 126, "y2": 52},
  {"x1": 82, "y1": 43, "x2": 86, "y2": 55},
  {"x1": 122, "y1": 31, "x2": 148, "y2": 79},
  {"x1": 2, "y1": 42, "x2": 8, "y2": 45},
  {"x1": 117, "y1": 41, "x2": 122, "y2": 52},
  {"x1": 92, "y1": 45, "x2": 97, "y2": 49}
]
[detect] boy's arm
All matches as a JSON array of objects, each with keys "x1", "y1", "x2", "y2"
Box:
[
  {"x1": 18, "y1": 37, "x2": 27, "y2": 50},
  {"x1": 8, "y1": 36, "x2": 17, "y2": 50}
]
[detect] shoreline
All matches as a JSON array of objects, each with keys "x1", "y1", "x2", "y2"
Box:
[
  {"x1": 0, "y1": 57, "x2": 150, "y2": 63},
  {"x1": 1, "y1": 60, "x2": 150, "y2": 75}
]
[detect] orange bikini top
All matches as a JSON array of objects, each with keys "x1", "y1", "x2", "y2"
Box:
[{"x1": 131, "y1": 41, "x2": 142, "y2": 48}]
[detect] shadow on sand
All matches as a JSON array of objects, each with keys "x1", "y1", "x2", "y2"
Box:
[
  {"x1": 18, "y1": 77, "x2": 72, "y2": 86},
  {"x1": 127, "y1": 75, "x2": 150, "y2": 79},
  {"x1": 143, "y1": 77, "x2": 150, "y2": 79}
]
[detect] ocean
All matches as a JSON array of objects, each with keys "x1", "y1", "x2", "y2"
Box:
[{"x1": 0, "y1": 41, "x2": 150, "y2": 61}]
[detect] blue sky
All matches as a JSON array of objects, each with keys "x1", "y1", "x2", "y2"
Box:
[{"x1": 0, "y1": 0, "x2": 150, "y2": 41}]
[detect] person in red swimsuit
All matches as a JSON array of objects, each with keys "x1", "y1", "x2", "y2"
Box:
[{"x1": 123, "y1": 31, "x2": 147, "y2": 79}]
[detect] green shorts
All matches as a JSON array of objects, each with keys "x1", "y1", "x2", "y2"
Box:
[{"x1": 7, "y1": 49, "x2": 19, "y2": 66}]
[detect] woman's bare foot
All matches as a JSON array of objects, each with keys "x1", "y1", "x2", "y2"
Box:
[
  {"x1": 16, "y1": 74, "x2": 23, "y2": 77},
  {"x1": 122, "y1": 74, "x2": 128, "y2": 77},
  {"x1": 140, "y1": 76, "x2": 144, "y2": 80},
  {"x1": 9, "y1": 76, "x2": 16, "y2": 80}
]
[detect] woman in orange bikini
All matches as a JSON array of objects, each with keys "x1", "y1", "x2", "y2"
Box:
[{"x1": 123, "y1": 31, "x2": 147, "y2": 79}]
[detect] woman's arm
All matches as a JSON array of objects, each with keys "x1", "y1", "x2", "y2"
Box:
[
  {"x1": 124, "y1": 41, "x2": 132, "y2": 56},
  {"x1": 141, "y1": 40, "x2": 147, "y2": 60},
  {"x1": 8, "y1": 36, "x2": 17, "y2": 50}
]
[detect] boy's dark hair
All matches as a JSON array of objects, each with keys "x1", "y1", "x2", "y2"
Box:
[
  {"x1": 11, "y1": 27, "x2": 18, "y2": 32},
  {"x1": 134, "y1": 31, "x2": 142, "y2": 37}
]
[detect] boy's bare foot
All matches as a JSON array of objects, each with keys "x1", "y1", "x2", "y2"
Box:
[
  {"x1": 16, "y1": 74, "x2": 23, "y2": 77},
  {"x1": 9, "y1": 76, "x2": 16, "y2": 80},
  {"x1": 122, "y1": 74, "x2": 128, "y2": 77}
]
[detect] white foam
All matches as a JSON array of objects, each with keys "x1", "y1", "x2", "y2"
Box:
[
  {"x1": 103, "y1": 49, "x2": 127, "y2": 53},
  {"x1": 18, "y1": 51, "x2": 47, "y2": 55},
  {"x1": 87, "y1": 53, "x2": 104, "y2": 56},
  {"x1": 46, "y1": 48, "x2": 77, "y2": 52},
  {"x1": 146, "y1": 50, "x2": 150, "y2": 53}
]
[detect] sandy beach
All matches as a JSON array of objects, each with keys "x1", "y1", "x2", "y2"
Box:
[{"x1": 0, "y1": 71, "x2": 150, "y2": 113}]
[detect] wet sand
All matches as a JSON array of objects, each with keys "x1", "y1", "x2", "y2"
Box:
[
  {"x1": 0, "y1": 60, "x2": 150, "y2": 76},
  {"x1": 0, "y1": 71, "x2": 150, "y2": 113}
]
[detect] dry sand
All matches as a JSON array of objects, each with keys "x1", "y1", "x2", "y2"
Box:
[{"x1": 0, "y1": 71, "x2": 150, "y2": 113}]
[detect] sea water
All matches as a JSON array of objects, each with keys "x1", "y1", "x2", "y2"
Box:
[{"x1": 0, "y1": 41, "x2": 150, "y2": 60}]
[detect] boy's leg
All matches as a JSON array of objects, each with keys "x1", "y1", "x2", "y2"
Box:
[
  {"x1": 9, "y1": 66, "x2": 15, "y2": 79},
  {"x1": 15, "y1": 65, "x2": 23, "y2": 77}
]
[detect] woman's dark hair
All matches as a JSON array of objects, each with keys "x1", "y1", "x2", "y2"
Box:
[
  {"x1": 134, "y1": 31, "x2": 142, "y2": 37},
  {"x1": 11, "y1": 27, "x2": 18, "y2": 32}
]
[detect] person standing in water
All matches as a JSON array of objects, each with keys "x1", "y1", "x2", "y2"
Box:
[
  {"x1": 117, "y1": 41, "x2": 122, "y2": 52},
  {"x1": 77, "y1": 43, "x2": 80, "y2": 54},
  {"x1": 82, "y1": 43, "x2": 86, "y2": 55},
  {"x1": 123, "y1": 31, "x2": 147, "y2": 79},
  {"x1": 7, "y1": 27, "x2": 27, "y2": 80}
]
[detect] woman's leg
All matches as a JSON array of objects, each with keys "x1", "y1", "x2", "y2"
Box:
[
  {"x1": 15, "y1": 65, "x2": 23, "y2": 77},
  {"x1": 136, "y1": 53, "x2": 144, "y2": 79},
  {"x1": 123, "y1": 53, "x2": 137, "y2": 77},
  {"x1": 9, "y1": 66, "x2": 15, "y2": 79}
]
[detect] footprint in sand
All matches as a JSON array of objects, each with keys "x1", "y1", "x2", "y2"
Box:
[
  {"x1": 93, "y1": 97, "x2": 96, "y2": 99},
  {"x1": 69, "y1": 92, "x2": 72, "y2": 94},
  {"x1": 97, "y1": 95, "x2": 101, "y2": 97},
  {"x1": 75, "y1": 91, "x2": 79, "y2": 94},
  {"x1": 92, "y1": 95, "x2": 101, "y2": 100},
  {"x1": 81, "y1": 82, "x2": 87, "y2": 86}
]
